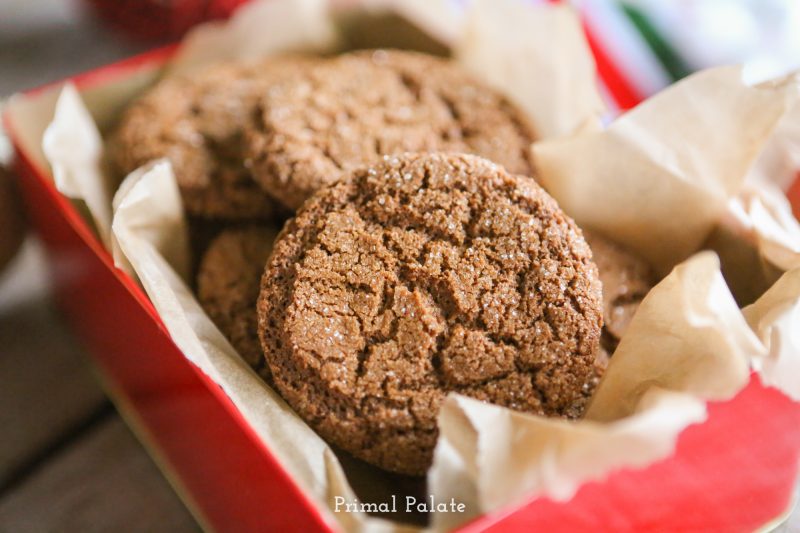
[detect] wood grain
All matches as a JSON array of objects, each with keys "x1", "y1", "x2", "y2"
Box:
[
  {"x1": 0, "y1": 417, "x2": 198, "y2": 532},
  {"x1": 0, "y1": 242, "x2": 107, "y2": 486}
]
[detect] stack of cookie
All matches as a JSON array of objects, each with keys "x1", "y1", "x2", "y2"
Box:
[{"x1": 110, "y1": 49, "x2": 653, "y2": 476}]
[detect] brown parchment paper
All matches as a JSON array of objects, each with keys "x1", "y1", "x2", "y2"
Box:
[
  {"x1": 585, "y1": 252, "x2": 761, "y2": 420},
  {"x1": 168, "y1": 0, "x2": 339, "y2": 76},
  {"x1": 429, "y1": 252, "x2": 760, "y2": 530},
  {"x1": 705, "y1": 181, "x2": 800, "y2": 306},
  {"x1": 351, "y1": 0, "x2": 465, "y2": 48},
  {"x1": 42, "y1": 84, "x2": 114, "y2": 247},
  {"x1": 705, "y1": 101, "x2": 800, "y2": 305},
  {"x1": 743, "y1": 266, "x2": 800, "y2": 402},
  {"x1": 750, "y1": 101, "x2": 800, "y2": 192},
  {"x1": 110, "y1": 160, "x2": 383, "y2": 531},
  {"x1": 533, "y1": 66, "x2": 800, "y2": 273},
  {"x1": 30, "y1": 0, "x2": 800, "y2": 531},
  {"x1": 431, "y1": 390, "x2": 707, "y2": 530},
  {"x1": 454, "y1": 0, "x2": 606, "y2": 139},
  {"x1": 728, "y1": 183, "x2": 800, "y2": 273}
]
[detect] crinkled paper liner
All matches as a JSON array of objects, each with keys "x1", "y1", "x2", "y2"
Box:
[{"x1": 34, "y1": 0, "x2": 800, "y2": 531}]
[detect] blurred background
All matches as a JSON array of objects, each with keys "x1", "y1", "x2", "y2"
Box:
[
  {"x1": 0, "y1": 0, "x2": 799, "y2": 531},
  {"x1": 0, "y1": 1, "x2": 194, "y2": 532},
  {"x1": 575, "y1": 0, "x2": 800, "y2": 107}
]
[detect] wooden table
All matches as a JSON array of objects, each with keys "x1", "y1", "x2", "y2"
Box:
[
  {"x1": 0, "y1": 2, "x2": 197, "y2": 530},
  {"x1": 1, "y1": 2, "x2": 797, "y2": 532},
  {"x1": 0, "y1": 241, "x2": 199, "y2": 532}
]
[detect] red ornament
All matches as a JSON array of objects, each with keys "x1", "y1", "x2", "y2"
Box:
[{"x1": 84, "y1": 0, "x2": 252, "y2": 42}]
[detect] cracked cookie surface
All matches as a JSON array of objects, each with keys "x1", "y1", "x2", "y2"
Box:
[
  {"x1": 258, "y1": 153, "x2": 603, "y2": 475},
  {"x1": 246, "y1": 49, "x2": 537, "y2": 210},
  {"x1": 110, "y1": 58, "x2": 310, "y2": 220},
  {"x1": 198, "y1": 226, "x2": 277, "y2": 375}
]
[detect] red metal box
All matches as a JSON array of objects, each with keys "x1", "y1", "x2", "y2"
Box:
[{"x1": 4, "y1": 18, "x2": 800, "y2": 533}]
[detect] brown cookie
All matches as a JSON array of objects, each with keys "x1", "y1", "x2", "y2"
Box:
[
  {"x1": 110, "y1": 58, "x2": 310, "y2": 220},
  {"x1": 246, "y1": 49, "x2": 536, "y2": 209},
  {"x1": 258, "y1": 153, "x2": 603, "y2": 475},
  {"x1": 197, "y1": 226, "x2": 277, "y2": 375},
  {"x1": 584, "y1": 231, "x2": 654, "y2": 358}
]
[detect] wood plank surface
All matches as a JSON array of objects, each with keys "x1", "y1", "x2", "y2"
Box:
[
  {"x1": 0, "y1": 4, "x2": 200, "y2": 531},
  {"x1": 0, "y1": 417, "x2": 198, "y2": 533},
  {"x1": 0, "y1": 241, "x2": 107, "y2": 486},
  {"x1": 0, "y1": 240, "x2": 199, "y2": 532}
]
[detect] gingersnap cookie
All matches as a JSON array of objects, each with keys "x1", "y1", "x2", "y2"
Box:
[
  {"x1": 246, "y1": 49, "x2": 536, "y2": 209},
  {"x1": 259, "y1": 153, "x2": 603, "y2": 475},
  {"x1": 110, "y1": 58, "x2": 311, "y2": 220},
  {"x1": 584, "y1": 231, "x2": 654, "y2": 359},
  {"x1": 198, "y1": 226, "x2": 277, "y2": 374}
]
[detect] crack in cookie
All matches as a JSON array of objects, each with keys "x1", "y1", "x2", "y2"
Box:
[
  {"x1": 258, "y1": 153, "x2": 603, "y2": 475},
  {"x1": 246, "y1": 49, "x2": 537, "y2": 210},
  {"x1": 110, "y1": 58, "x2": 313, "y2": 220}
]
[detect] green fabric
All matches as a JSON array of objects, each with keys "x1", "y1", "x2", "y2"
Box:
[{"x1": 620, "y1": 2, "x2": 693, "y2": 81}]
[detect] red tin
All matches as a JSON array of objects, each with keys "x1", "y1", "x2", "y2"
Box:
[{"x1": 4, "y1": 35, "x2": 800, "y2": 533}]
